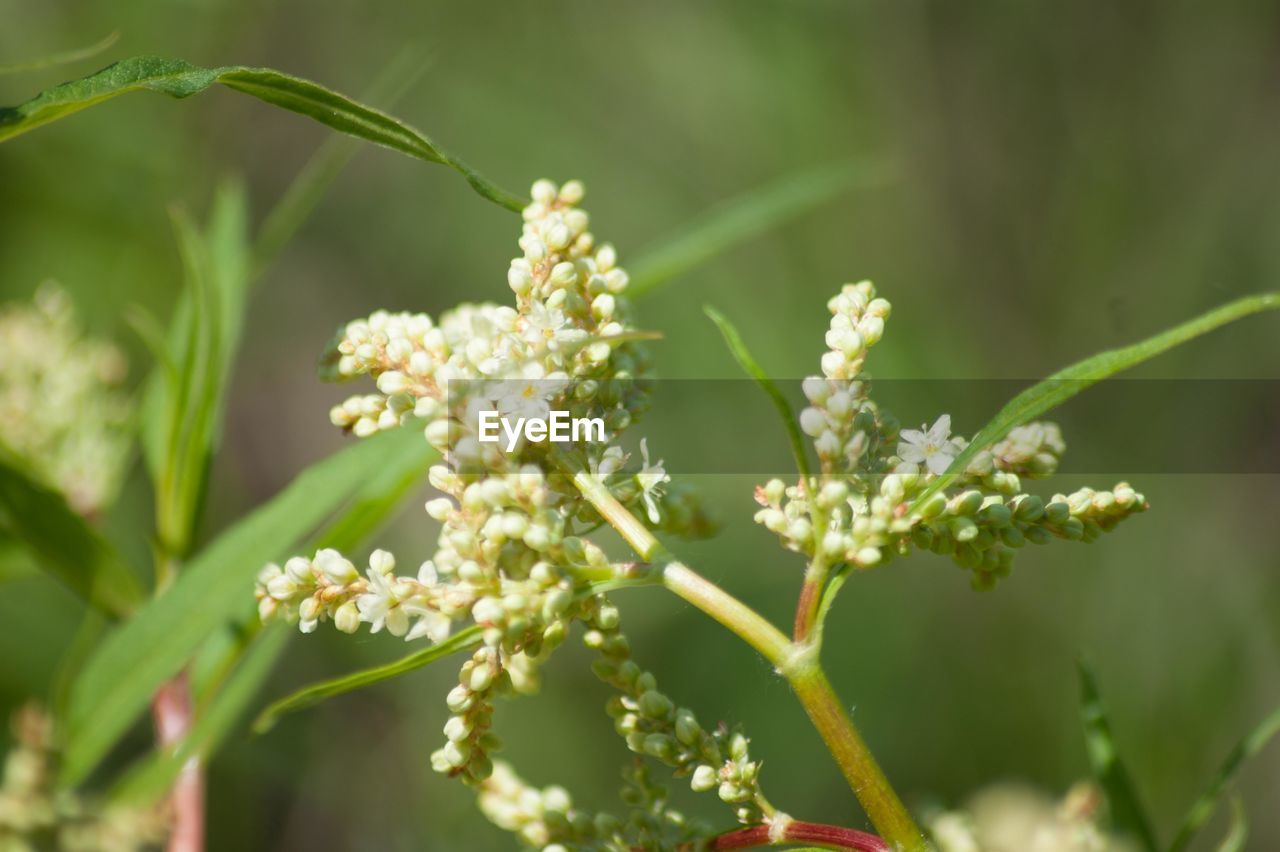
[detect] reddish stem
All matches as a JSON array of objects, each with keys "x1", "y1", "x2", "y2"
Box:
[
  {"x1": 690, "y1": 820, "x2": 890, "y2": 851},
  {"x1": 151, "y1": 673, "x2": 203, "y2": 852},
  {"x1": 793, "y1": 577, "x2": 821, "y2": 641}
]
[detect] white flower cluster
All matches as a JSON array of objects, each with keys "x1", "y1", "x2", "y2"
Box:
[
  {"x1": 760, "y1": 283, "x2": 1146, "y2": 590},
  {"x1": 930, "y1": 783, "x2": 1138, "y2": 852},
  {"x1": 0, "y1": 704, "x2": 168, "y2": 852},
  {"x1": 257, "y1": 181, "x2": 754, "y2": 847},
  {"x1": 477, "y1": 759, "x2": 701, "y2": 851},
  {"x1": 0, "y1": 284, "x2": 131, "y2": 516},
  {"x1": 798, "y1": 281, "x2": 895, "y2": 472}
]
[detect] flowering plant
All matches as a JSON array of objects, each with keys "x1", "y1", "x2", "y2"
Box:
[{"x1": 0, "y1": 52, "x2": 1277, "y2": 852}]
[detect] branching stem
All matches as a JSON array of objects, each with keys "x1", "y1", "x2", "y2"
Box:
[{"x1": 567, "y1": 468, "x2": 927, "y2": 851}]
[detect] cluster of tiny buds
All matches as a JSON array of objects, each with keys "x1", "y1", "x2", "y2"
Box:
[
  {"x1": 0, "y1": 704, "x2": 169, "y2": 851},
  {"x1": 476, "y1": 759, "x2": 699, "y2": 850},
  {"x1": 0, "y1": 283, "x2": 132, "y2": 516},
  {"x1": 758, "y1": 282, "x2": 1149, "y2": 592},
  {"x1": 819, "y1": 281, "x2": 890, "y2": 381},
  {"x1": 754, "y1": 475, "x2": 915, "y2": 569},
  {"x1": 256, "y1": 548, "x2": 454, "y2": 642},
  {"x1": 584, "y1": 598, "x2": 767, "y2": 825},
  {"x1": 797, "y1": 282, "x2": 895, "y2": 473}
]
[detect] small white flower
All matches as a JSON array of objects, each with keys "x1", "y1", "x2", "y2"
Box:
[
  {"x1": 521, "y1": 300, "x2": 567, "y2": 346},
  {"x1": 357, "y1": 567, "x2": 410, "y2": 635},
  {"x1": 590, "y1": 445, "x2": 627, "y2": 478},
  {"x1": 897, "y1": 414, "x2": 959, "y2": 475},
  {"x1": 636, "y1": 438, "x2": 669, "y2": 524},
  {"x1": 495, "y1": 368, "x2": 568, "y2": 423}
]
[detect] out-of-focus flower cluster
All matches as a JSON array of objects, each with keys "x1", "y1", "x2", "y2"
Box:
[
  {"x1": 759, "y1": 281, "x2": 1146, "y2": 591},
  {"x1": 478, "y1": 760, "x2": 703, "y2": 851},
  {"x1": 0, "y1": 284, "x2": 131, "y2": 516},
  {"x1": 0, "y1": 704, "x2": 168, "y2": 852},
  {"x1": 256, "y1": 181, "x2": 760, "y2": 848},
  {"x1": 929, "y1": 783, "x2": 1139, "y2": 852}
]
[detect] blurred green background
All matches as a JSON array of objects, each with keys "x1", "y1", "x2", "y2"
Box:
[{"x1": 2, "y1": 1, "x2": 1278, "y2": 849}]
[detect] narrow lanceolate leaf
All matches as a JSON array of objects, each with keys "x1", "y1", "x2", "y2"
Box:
[
  {"x1": 315, "y1": 438, "x2": 436, "y2": 552},
  {"x1": 1168, "y1": 705, "x2": 1280, "y2": 852},
  {"x1": 252, "y1": 625, "x2": 484, "y2": 733},
  {"x1": 1214, "y1": 797, "x2": 1249, "y2": 852},
  {"x1": 0, "y1": 56, "x2": 524, "y2": 212},
  {"x1": 629, "y1": 161, "x2": 894, "y2": 298},
  {"x1": 1077, "y1": 662, "x2": 1159, "y2": 852},
  {"x1": 60, "y1": 426, "x2": 426, "y2": 787},
  {"x1": 0, "y1": 31, "x2": 119, "y2": 75},
  {"x1": 0, "y1": 454, "x2": 142, "y2": 618},
  {"x1": 145, "y1": 184, "x2": 252, "y2": 558},
  {"x1": 109, "y1": 623, "x2": 289, "y2": 804},
  {"x1": 705, "y1": 305, "x2": 812, "y2": 480},
  {"x1": 911, "y1": 292, "x2": 1280, "y2": 510}
]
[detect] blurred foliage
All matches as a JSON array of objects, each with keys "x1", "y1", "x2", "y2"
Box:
[{"x1": 1, "y1": 1, "x2": 1278, "y2": 849}]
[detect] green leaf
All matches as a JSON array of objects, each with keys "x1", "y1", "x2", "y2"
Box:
[
  {"x1": 252, "y1": 625, "x2": 483, "y2": 734},
  {"x1": 1077, "y1": 661, "x2": 1159, "y2": 852},
  {"x1": 0, "y1": 31, "x2": 119, "y2": 75},
  {"x1": 0, "y1": 536, "x2": 37, "y2": 584},
  {"x1": 628, "y1": 161, "x2": 893, "y2": 298},
  {"x1": 0, "y1": 56, "x2": 523, "y2": 212},
  {"x1": 109, "y1": 623, "x2": 289, "y2": 804},
  {"x1": 1169, "y1": 705, "x2": 1280, "y2": 852},
  {"x1": 142, "y1": 185, "x2": 252, "y2": 559},
  {"x1": 59, "y1": 426, "x2": 426, "y2": 787},
  {"x1": 0, "y1": 453, "x2": 142, "y2": 618},
  {"x1": 315, "y1": 438, "x2": 436, "y2": 552},
  {"x1": 704, "y1": 305, "x2": 812, "y2": 480},
  {"x1": 1214, "y1": 797, "x2": 1248, "y2": 852},
  {"x1": 911, "y1": 292, "x2": 1280, "y2": 511}
]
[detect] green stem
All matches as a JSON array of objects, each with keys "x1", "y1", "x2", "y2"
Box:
[
  {"x1": 567, "y1": 468, "x2": 927, "y2": 851},
  {"x1": 789, "y1": 667, "x2": 925, "y2": 852}
]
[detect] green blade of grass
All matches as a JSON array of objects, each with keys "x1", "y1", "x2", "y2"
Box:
[
  {"x1": 704, "y1": 305, "x2": 812, "y2": 480},
  {"x1": 910, "y1": 292, "x2": 1280, "y2": 511},
  {"x1": 0, "y1": 31, "x2": 119, "y2": 75},
  {"x1": 0, "y1": 56, "x2": 523, "y2": 211},
  {"x1": 1077, "y1": 661, "x2": 1159, "y2": 852},
  {"x1": 251, "y1": 625, "x2": 483, "y2": 734},
  {"x1": 1214, "y1": 797, "x2": 1248, "y2": 852},
  {"x1": 0, "y1": 453, "x2": 142, "y2": 618},
  {"x1": 251, "y1": 46, "x2": 432, "y2": 276},
  {"x1": 1169, "y1": 706, "x2": 1280, "y2": 852},
  {"x1": 59, "y1": 426, "x2": 427, "y2": 787},
  {"x1": 628, "y1": 161, "x2": 893, "y2": 298}
]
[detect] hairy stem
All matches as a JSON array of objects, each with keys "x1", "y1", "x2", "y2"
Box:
[{"x1": 568, "y1": 469, "x2": 927, "y2": 851}]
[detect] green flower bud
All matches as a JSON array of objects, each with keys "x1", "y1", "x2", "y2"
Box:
[
  {"x1": 919, "y1": 491, "x2": 948, "y2": 519},
  {"x1": 675, "y1": 709, "x2": 701, "y2": 746},
  {"x1": 690, "y1": 764, "x2": 718, "y2": 792},
  {"x1": 643, "y1": 734, "x2": 675, "y2": 760},
  {"x1": 949, "y1": 490, "x2": 984, "y2": 516},
  {"x1": 639, "y1": 690, "x2": 673, "y2": 719},
  {"x1": 1014, "y1": 494, "x2": 1044, "y2": 521}
]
